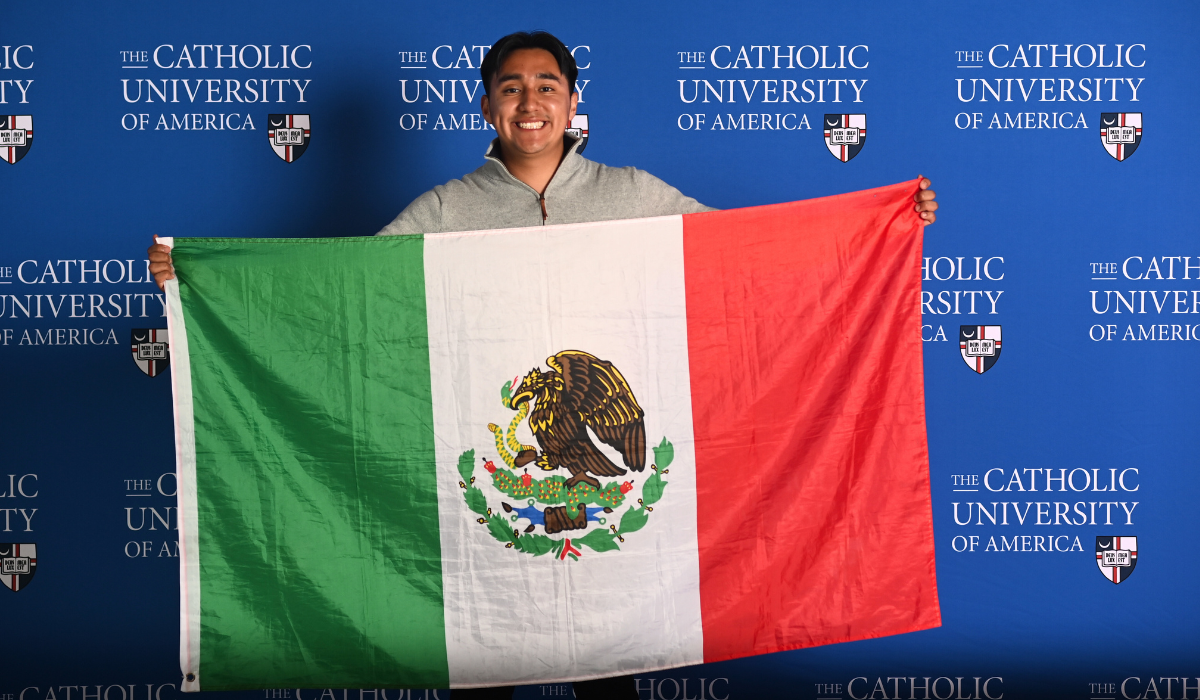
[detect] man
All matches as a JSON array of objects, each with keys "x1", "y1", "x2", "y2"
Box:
[
  {"x1": 374, "y1": 31, "x2": 714, "y2": 235},
  {"x1": 147, "y1": 29, "x2": 938, "y2": 700}
]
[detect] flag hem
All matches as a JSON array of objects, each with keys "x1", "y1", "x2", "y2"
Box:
[
  {"x1": 162, "y1": 241, "x2": 202, "y2": 693},
  {"x1": 447, "y1": 657, "x2": 706, "y2": 690},
  {"x1": 699, "y1": 617, "x2": 944, "y2": 668}
]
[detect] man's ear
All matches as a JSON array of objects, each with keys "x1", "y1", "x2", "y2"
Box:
[
  {"x1": 481, "y1": 93, "x2": 492, "y2": 125},
  {"x1": 568, "y1": 91, "x2": 578, "y2": 121}
]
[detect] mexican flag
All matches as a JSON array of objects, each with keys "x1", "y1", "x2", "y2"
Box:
[{"x1": 164, "y1": 179, "x2": 939, "y2": 691}]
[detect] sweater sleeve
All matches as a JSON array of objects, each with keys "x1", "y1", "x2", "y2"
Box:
[
  {"x1": 634, "y1": 169, "x2": 719, "y2": 216},
  {"x1": 374, "y1": 189, "x2": 444, "y2": 236}
]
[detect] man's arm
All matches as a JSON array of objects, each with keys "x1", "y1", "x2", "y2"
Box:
[
  {"x1": 375, "y1": 190, "x2": 445, "y2": 236},
  {"x1": 633, "y1": 171, "x2": 936, "y2": 224},
  {"x1": 632, "y1": 169, "x2": 717, "y2": 216}
]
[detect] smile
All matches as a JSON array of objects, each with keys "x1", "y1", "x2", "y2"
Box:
[{"x1": 516, "y1": 120, "x2": 547, "y2": 130}]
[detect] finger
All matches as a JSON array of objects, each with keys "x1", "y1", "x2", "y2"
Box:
[
  {"x1": 148, "y1": 247, "x2": 173, "y2": 263},
  {"x1": 915, "y1": 200, "x2": 939, "y2": 213},
  {"x1": 921, "y1": 211, "x2": 937, "y2": 225},
  {"x1": 917, "y1": 175, "x2": 930, "y2": 190},
  {"x1": 914, "y1": 189, "x2": 937, "y2": 202},
  {"x1": 153, "y1": 269, "x2": 175, "y2": 291}
]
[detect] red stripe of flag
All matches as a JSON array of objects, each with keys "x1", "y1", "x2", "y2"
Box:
[{"x1": 684, "y1": 179, "x2": 939, "y2": 662}]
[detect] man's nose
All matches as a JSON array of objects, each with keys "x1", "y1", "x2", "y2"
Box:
[{"x1": 517, "y1": 88, "x2": 540, "y2": 111}]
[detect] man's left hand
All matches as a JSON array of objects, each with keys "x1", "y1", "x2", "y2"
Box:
[{"x1": 915, "y1": 176, "x2": 938, "y2": 225}]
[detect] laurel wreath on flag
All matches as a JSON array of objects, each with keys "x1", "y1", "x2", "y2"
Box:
[{"x1": 456, "y1": 438, "x2": 671, "y2": 561}]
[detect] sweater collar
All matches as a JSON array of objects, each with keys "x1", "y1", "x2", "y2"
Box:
[{"x1": 482, "y1": 133, "x2": 585, "y2": 193}]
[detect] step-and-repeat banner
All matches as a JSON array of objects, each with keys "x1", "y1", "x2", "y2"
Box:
[{"x1": 3, "y1": 1, "x2": 1197, "y2": 698}]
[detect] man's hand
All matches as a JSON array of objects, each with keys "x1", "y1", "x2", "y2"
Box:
[
  {"x1": 915, "y1": 176, "x2": 938, "y2": 225},
  {"x1": 148, "y1": 237, "x2": 174, "y2": 290}
]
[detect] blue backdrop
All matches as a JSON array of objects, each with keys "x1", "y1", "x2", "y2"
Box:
[{"x1": 3, "y1": 2, "x2": 1198, "y2": 698}]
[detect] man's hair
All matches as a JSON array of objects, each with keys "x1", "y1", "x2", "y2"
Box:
[{"x1": 480, "y1": 31, "x2": 578, "y2": 97}]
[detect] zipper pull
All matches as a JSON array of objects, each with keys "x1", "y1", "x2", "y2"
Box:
[{"x1": 539, "y1": 194, "x2": 548, "y2": 223}]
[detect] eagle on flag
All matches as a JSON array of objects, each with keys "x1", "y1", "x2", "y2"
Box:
[{"x1": 508, "y1": 350, "x2": 647, "y2": 489}]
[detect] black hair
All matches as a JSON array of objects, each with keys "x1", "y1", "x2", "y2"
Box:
[{"x1": 480, "y1": 31, "x2": 578, "y2": 97}]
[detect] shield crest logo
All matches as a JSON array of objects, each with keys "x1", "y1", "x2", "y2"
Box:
[
  {"x1": 824, "y1": 114, "x2": 866, "y2": 162},
  {"x1": 1100, "y1": 113, "x2": 1141, "y2": 161},
  {"x1": 268, "y1": 114, "x2": 311, "y2": 163},
  {"x1": 960, "y1": 325, "x2": 1002, "y2": 374},
  {"x1": 566, "y1": 114, "x2": 589, "y2": 154},
  {"x1": 131, "y1": 329, "x2": 170, "y2": 377},
  {"x1": 1096, "y1": 536, "x2": 1137, "y2": 584},
  {"x1": 0, "y1": 115, "x2": 33, "y2": 164},
  {"x1": 1, "y1": 543, "x2": 37, "y2": 592}
]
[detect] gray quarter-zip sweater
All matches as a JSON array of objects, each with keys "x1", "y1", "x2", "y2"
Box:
[{"x1": 375, "y1": 134, "x2": 714, "y2": 235}]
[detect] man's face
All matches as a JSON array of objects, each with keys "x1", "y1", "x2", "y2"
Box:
[{"x1": 481, "y1": 48, "x2": 578, "y2": 159}]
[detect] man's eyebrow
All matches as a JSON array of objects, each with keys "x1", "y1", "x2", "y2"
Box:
[{"x1": 495, "y1": 72, "x2": 563, "y2": 84}]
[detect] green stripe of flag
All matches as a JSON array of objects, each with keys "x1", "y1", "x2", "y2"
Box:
[{"x1": 175, "y1": 236, "x2": 448, "y2": 689}]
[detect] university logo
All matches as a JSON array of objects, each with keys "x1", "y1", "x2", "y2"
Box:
[
  {"x1": 1096, "y1": 536, "x2": 1138, "y2": 584},
  {"x1": 1100, "y1": 113, "x2": 1141, "y2": 161},
  {"x1": 1, "y1": 543, "x2": 37, "y2": 592},
  {"x1": 824, "y1": 114, "x2": 866, "y2": 162},
  {"x1": 959, "y1": 325, "x2": 1002, "y2": 374},
  {"x1": 268, "y1": 114, "x2": 311, "y2": 163},
  {"x1": 458, "y1": 350, "x2": 670, "y2": 561},
  {"x1": 131, "y1": 329, "x2": 170, "y2": 377},
  {"x1": 566, "y1": 113, "x2": 589, "y2": 154},
  {"x1": 0, "y1": 115, "x2": 33, "y2": 164}
]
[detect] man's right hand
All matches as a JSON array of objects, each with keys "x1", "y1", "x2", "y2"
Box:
[{"x1": 148, "y1": 238, "x2": 175, "y2": 290}]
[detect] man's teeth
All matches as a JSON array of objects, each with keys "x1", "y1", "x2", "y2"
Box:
[{"x1": 517, "y1": 121, "x2": 546, "y2": 129}]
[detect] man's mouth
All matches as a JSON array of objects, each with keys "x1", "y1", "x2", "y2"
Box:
[{"x1": 515, "y1": 120, "x2": 547, "y2": 130}]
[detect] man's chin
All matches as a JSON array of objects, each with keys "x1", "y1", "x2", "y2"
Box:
[{"x1": 498, "y1": 133, "x2": 562, "y2": 158}]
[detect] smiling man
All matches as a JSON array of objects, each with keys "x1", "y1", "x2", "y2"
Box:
[{"x1": 373, "y1": 31, "x2": 720, "y2": 236}]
